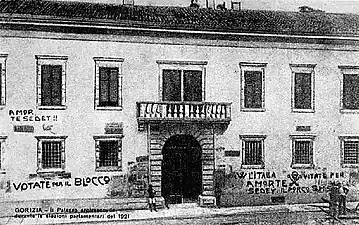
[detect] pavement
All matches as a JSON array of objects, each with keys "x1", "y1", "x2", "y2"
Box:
[{"x1": 1, "y1": 201, "x2": 359, "y2": 225}]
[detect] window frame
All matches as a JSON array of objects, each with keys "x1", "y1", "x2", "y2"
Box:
[
  {"x1": 36, "y1": 55, "x2": 68, "y2": 110},
  {"x1": 290, "y1": 64, "x2": 316, "y2": 113},
  {"x1": 339, "y1": 65, "x2": 359, "y2": 113},
  {"x1": 156, "y1": 60, "x2": 207, "y2": 102},
  {"x1": 0, "y1": 54, "x2": 7, "y2": 108},
  {"x1": 240, "y1": 62, "x2": 267, "y2": 112},
  {"x1": 35, "y1": 135, "x2": 67, "y2": 173},
  {"x1": 290, "y1": 135, "x2": 315, "y2": 169},
  {"x1": 340, "y1": 136, "x2": 359, "y2": 168},
  {"x1": 93, "y1": 134, "x2": 123, "y2": 172},
  {"x1": 0, "y1": 135, "x2": 7, "y2": 174},
  {"x1": 94, "y1": 57, "x2": 124, "y2": 110},
  {"x1": 240, "y1": 134, "x2": 266, "y2": 169}
]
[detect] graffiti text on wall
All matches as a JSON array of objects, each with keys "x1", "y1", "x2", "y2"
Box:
[
  {"x1": 9, "y1": 109, "x2": 58, "y2": 122},
  {"x1": 12, "y1": 176, "x2": 111, "y2": 192}
]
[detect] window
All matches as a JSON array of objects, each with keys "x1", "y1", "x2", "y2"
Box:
[
  {"x1": 157, "y1": 60, "x2": 207, "y2": 102},
  {"x1": 35, "y1": 136, "x2": 67, "y2": 173},
  {"x1": 340, "y1": 136, "x2": 359, "y2": 167},
  {"x1": 94, "y1": 57, "x2": 124, "y2": 110},
  {"x1": 240, "y1": 135, "x2": 266, "y2": 168},
  {"x1": 0, "y1": 136, "x2": 7, "y2": 173},
  {"x1": 339, "y1": 66, "x2": 359, "y2": 112},
  {"x1": 0, "y1": 54, "x2": 7, "y2": 107},
  {"x1": 240, "y1": 62, "x2": 266, "y2": 111},
  {"x1": 290, "y1": 135, "x2": 315, "y2": 168},
  {"x1": 36, "y1": 55, "x2": 67, "y2": 110},
  {"x1": 93, "y1": 135, "x2": 123, "y2": 171},
  {"x1": 290, "y1": 64, "x2": 316, "y2": 112}
]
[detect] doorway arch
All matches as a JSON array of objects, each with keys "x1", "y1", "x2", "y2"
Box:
[{"x1": 161, "y1": 134, "x2": 202, "y2": 202}]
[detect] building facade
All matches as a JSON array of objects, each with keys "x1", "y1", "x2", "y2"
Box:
[{"x1": 1, "y1": 0, "x2": 359, "y2": 214}]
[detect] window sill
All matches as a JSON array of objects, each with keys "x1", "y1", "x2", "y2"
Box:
[
  {"x1": 0, "y1": 169, "x2": 6, "y2": 174},
  {"x1": 30, "y1": 171, "x2": 71, "y2": 179},
  {"x1": 0, "y1": 105, "x2": 5, "y2": 110},
  {"x1": 241, "y1": 164, "x2": 264, "y2": 169},
  {"x1": 340, "y1": 109, "x2": 359, "y2": 114},
  {"x1": 291, "y1": 164, "x2": 314, "y2": 169},
  {"x1": 37, "y1": 105, "x2": 67, "y2": 110},
  {"x1": 96, "y1": 167, "x2": 122, "y2": 172},
  {"x1": 292, "y1": 109, "x2": 315, "y2": 113},
  {"x1": 241, "y1": 108, "x2": 265, "y2": 112},
  {"x1": 95, "y1": 106, "x2": 123, "y2": 111}
]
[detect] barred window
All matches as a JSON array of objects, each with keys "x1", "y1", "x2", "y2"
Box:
[
  {"x1": 36, "y1": 136, "x2": 67, "y2": 172},
  {"x1": 99, "y1": 140, "x2": 119, "y2": 167},
  {"x1": 291, "y1": 135, "x2": 315, "y2": 168},
  {"x1": 340, "y1": 137, "x2": 359, "y2": 167},
  {"x1": 42, "y1": 141, "x2": 62, "y2": 169},
  {"x1": 240, "y1": 62, "x2": 266, "y2": 111},
  {"x1": 94, "y1": 135, "x2": 123, "y2": 171},
  {"x1": 240, "y1": 135, "x2": 266, "y2": 168}
]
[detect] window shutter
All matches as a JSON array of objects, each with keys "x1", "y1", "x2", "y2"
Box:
[
  {"x1": 0, "y1": 64, "x2": 2, "y2": 103},
  {"x1": 41, "y1": 65, "x2": 52, "y2": 106},
  {"x1": 184, "y1": 70, "x2": 202, "y2": 102},
  {"x1": 109, "y1": 68, "x2": 119, "y2": 106},
  {"x1": 244, "y1": 71, "x2": 262, "y2": 108},
  {"x1": 52, "y1": 65, "x2": 62, "y2": 106},
  {"x1": 162, "y1": 69, "x2": 181, "y2": 101},
  {"x1": 294, "y1": 73, "x2": 311, "y2": 109},
  {"x1": 99, "y1": 68, "x2": 109, "y2": 106},
  {"x1": 343, "y1": 74, "x2": 359, "y2": 109}
]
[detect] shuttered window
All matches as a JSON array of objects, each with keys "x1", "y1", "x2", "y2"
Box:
[
  {"x1": 41, "y1": 65, "x2": 62, "y2": 106},
  {"x1": 243, "y1": 140, "x2": 262, "y2": 165},
  {"x1": 244, "y1": 71, "x2": 263, "y2": 109},
  {"x1": 294, "y1": 73, "x2": 312, "y2": 109},
  {"x1": 42, "y1": 141, "x2": 62, "y2": 169},
  {"x1": 343, "y1": 140, "x2": 359, "y2": 165},
  {"x1": 343, "y1": 74, "x2": 359, "y2": 110},
  {"x1": 99, "y1": 67, "x2": 119, "y2": 107},
  {"x1": 162, "y1": 69, "x2": 202, "y2": 102},
  {"x1": 0, "y1": 64, "x2": 2, "y2": 105},
  {"x1": 293, "y1": 140, "x2": 313, "y2": 164},
  {"x1": 0, "y1": 142, "x2": 2, "y2": 170}
]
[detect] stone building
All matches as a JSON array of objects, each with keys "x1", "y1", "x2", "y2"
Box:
[{"x1": 1, "y1": 0, "x2": 359, "y2": 214}]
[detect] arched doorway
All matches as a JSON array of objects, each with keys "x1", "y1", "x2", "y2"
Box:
[{"x1": 161, "y1": 135, "x2": 202, "y2": 202}]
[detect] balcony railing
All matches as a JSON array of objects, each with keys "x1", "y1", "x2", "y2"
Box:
[{"x1": 137, "y1": 101, "x2": 231, "y2": 129}]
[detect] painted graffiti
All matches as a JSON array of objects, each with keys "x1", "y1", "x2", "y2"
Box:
[
  {"x1": 9, "y1": 109, "x2": 58, "y2": 122},
  {"x1": 222, "y1": 170, "x2": 349, "y2": 195},
  {"x1": 12, "y1": 176, "x2": 110, "y2": 192}
]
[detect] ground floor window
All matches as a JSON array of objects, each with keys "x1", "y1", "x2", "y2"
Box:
[
  {"x1": 35, "y1": 136, "x2": 67, "y2": 173},
  {"x1": 340, "y1": 136, "x2": 359, "y2": 167},
  {"x1": 290, "y1": 135, "x2": 315, "y2": 168},
  {"x1": 0, "y1": 136, "x2": 7, "y2": 173},
  {"x1": 240, "y1": 135, "x2": 266, "y2": 168},
  {"x1": 93, "y1": 135, "x2": 123, "y2": 171}
]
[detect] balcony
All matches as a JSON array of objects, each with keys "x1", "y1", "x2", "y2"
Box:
[{"x1": 137, "y1": 101, "x2": 231, "y2": 130}]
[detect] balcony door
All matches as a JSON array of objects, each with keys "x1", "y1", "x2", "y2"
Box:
[
  {"x1": 162, "y1": 135, "x2": 202, "y2": 202},
  {"x1": 162, "y1": 69, "x2": 202, "y2": 102}
]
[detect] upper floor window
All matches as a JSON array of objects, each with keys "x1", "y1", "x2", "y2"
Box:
[
  {"x1": 157, "y1": 60, "x2": 207, "y2": 102},
  {"x1": 340, "y1": 136, "x2": 359, "y2": 167},
  {"x1": 35, "y1": 136, "x2": 67, "y2": 173},
  {"x1": 339, "y1": 66, "x2": 359, "y2": 113},
  {"x1": 290, "y1": 64, "x2": 316, "y2": 113},
  {"x1": 240, "y1": 62, "x2": 266, "y2": 111},
  {"x1": 0, "y1": 54, "x2": 7, "y2": 107},
  {"x1": 240, "y1": 135, "x2": 266, "y2": 169},
  {"x1": 290, "y1": 135, "x2": 315, "y2": 168},
  {"x1": 94, "y1": 57, "x2": 124, "y2": 110},
  {"x1": 0, "y1": 136, "x2": 7, "y2": 173},
  {"x1": 36, "y1": 55, "x2": 67, "y2": 110},
  {"x1": 93, "y1": 134, "x2": 123, "y2": 171}
]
